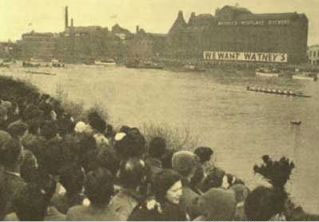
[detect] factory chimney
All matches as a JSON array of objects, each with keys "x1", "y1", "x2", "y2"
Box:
[{"x1": 65, "y1": 6, "x2": 69, "y2": 29}]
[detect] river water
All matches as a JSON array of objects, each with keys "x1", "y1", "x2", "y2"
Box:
[{"x1": 1, "y1": 64, "x2": 319, "y2": 213}]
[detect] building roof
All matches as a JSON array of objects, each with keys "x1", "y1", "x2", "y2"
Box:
[
  {"x1": 236, "y1": 12, "x2": 302, "y2": 20},
  {"x1": 169, "y1": 10, "x2": 188, "y2": 34},
  {"x1": 67, "y1": 26, "x2": 103, "y2": 33}
]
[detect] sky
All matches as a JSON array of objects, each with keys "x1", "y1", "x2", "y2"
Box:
[{"x1": 1, "y1": 0, "x2": 319, "y2": 45}]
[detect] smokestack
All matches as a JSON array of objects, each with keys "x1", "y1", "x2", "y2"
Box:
[
  {"x1": 136, "y1": 25, "x2": 139, "y2": 33},
  {"x1": 65, "y1": 6, "x2": 69, "y2": 29},
  {"x1": 71, "y1": 18, "x2": 74, "y2": 27}
]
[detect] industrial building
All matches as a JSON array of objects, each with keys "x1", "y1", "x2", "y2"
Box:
[
  {"x1": 168, "y1": 5, "x2": 308, "y2": 64},
  {"x1": 308, "y1": 45, "x2": 319, "y2": 65}
]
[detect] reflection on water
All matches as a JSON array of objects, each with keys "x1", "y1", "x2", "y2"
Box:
[{"x1": 1, "y1": 65, "x2": 319, "y2": 213}]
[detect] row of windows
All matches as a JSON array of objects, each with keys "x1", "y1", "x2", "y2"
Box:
[{"x1": 309, "y1": 50, "x2": 319, "y2": 58}]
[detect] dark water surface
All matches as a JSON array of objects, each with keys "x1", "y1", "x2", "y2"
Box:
[{"x1": 2, "y1": 65, "x2": 319, "y2": 213}]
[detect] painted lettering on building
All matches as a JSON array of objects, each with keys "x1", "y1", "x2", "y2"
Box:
[
  {"x1": 217, "y1": 19, "x2": 290, "y2": 26},
  {"x1": 203, "y1": 51, "x2": 288, "y2": 63}
]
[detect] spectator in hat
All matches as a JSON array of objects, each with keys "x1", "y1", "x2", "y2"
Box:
[
  {"x1": 109, "y1": 158, "x2": 149, "y2": 220},
  {"x1": 129, "y1": 169, "x2": 186, "y2": 221},
  {"x1": 230, "y1": 183, "x2": 250, "y2": 220},
  {"x1": 172, "y1": 151, "x2": 201, "y2": 219},
  {"x1": 113, "y1": 128, "x2": 146, "y2": 161},
  {"x1": 66, "y1": 167, "x2": 119, "y2": 221},
  {"x1": 194, "y1": 187, "x2": 236, "y2": 221},
  {"x1": 5, "y1": 172, "x2": 65, "y2": 221},
  {"x1": 10, "y1": 184, "x2": 47, "y2": 221},
  {"x1": 0, "y1": 139, "x2": 25, "y2": 220},
  {"x1": 52, "y1": 164, "x2": 85, "y2": 214},
  {"x1": 145, "y1": 137, "x2": 167, "y2": 179},
  {"x1": 7, "y1": 121, "x2": 28, "y2": 143},
  {"x1": 244, "y1": 186, "x2": 287, "y2": 221}
]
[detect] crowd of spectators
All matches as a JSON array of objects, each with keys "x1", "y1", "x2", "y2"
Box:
[{"x1": 0, "y1": 76, "x2": 318, "y2": 221}]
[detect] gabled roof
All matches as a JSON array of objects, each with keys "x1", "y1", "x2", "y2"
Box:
[{"x1": 168, "y1": 11, "x2": 187, "y2": 34}]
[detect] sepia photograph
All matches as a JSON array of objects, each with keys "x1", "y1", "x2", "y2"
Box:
[{"x1": 1, "y1": 0, "x2": 319, "y2": 220}]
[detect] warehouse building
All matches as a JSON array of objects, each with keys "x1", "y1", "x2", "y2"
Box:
[{"x1": 168, "y1": 5, "x2": 308, "y2": 64}]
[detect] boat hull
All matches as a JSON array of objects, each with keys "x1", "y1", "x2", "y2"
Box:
[
  {"x1": 292, "y1": 75, "x2": 317, "y2": 81},
  {"x1": 256, "y1": 71, "x2": 279, "y2": 77}
]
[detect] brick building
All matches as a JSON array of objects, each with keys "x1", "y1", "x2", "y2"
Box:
[
  {"x1": 308, "y1": 45, "x2": 319, "y2": 65},
  {"x1": 168, "y1": 5, "x2": 308, "y2": 64},
  {"x1": 0, "y1": 42, "x2": 19, "y2": 59},
  {"x1": 17, "y1": 31, "x2": 57, "y2": 61}
]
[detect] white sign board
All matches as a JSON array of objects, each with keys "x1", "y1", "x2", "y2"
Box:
[{"x1": 203, "y1": 51, "x2": 288, "y2": 63}]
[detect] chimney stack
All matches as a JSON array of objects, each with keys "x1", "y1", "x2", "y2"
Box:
[
  {"x1": 65, "y1": 6, "x2": 69, "y2": 29},
  {"x1": 136, "y1": 25, "x2": 140, "y2": 33},
  {"x1": 71, "y1": 18, "x2": 74, "y2": 27}
]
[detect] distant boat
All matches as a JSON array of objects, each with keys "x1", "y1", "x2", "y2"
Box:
[
  {"x1": 290, "y1": 120, "x2": 302, "y2": 125},
  {"x1": 94, "y1": 59, "x2": 117, "y2": 66},
  {"x1": 126, "y1": 60, "x2": 163, "y2": 69},
  {"x1": 0, "y1": 58, "x2": 15, "y2": 68},
  {"x1": 183, "y1": 64, "x2": 205, "y2": 72},
  {"x1": 292, "y1": 72, "x2": 318, "y2": 81},
  {"x1": 256, "y1": 67, "x2": 280, "y2": 78},
  {"x1": 0, "y1": 63, "x2": 10, "y2": 68},
  {"x1": 22, "y1": 61, "x2": 40, "y2": 67},
  {"x1": 246, "y1": 86, "x2": 311, "y2": 98},
  {"x1": 25, "y1": 70, "x2": 56, "y2": 76},
  {"x1": 51, "y1": 59, "x2": 65, "y2": 68}
]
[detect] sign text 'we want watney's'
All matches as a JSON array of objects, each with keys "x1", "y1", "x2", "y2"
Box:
[{"x1": 203, "y1": 51, "x2": 288, "y2": 63}]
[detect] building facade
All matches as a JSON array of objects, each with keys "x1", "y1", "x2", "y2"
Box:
[
  {"x1": 18, "y1": 31, "x2": 57, "y2": 61},
  {"x1": 168, "y1": 5, "x2": 308, "y2": 64},
  {"x1": 308, "y1": 45, "x2": 319, "y2": 65}
]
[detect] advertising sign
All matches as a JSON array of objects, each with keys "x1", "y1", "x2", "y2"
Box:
[{"x1": 203, "y1": 51, "x2": 288, "y2": 63}]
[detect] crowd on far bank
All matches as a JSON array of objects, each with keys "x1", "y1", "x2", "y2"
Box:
[{"x1": 0, "y1": 76, "x2": 319, "y2": 221}]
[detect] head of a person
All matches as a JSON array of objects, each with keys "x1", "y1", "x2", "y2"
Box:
[
  {"x1": 85, "y1": 167, "x2": 114, "y2": 207},
  {"x1": 40, "y1": 120, "x2": 58, "y2": 140},
  {"x1": 0, "y1": 138, "x2": 23, "y2": 169},
  {"x1": 172, "y1": 151, "x2": 199, "y2": 179},
  {"x1": 244, "y1": 186, "x2": 287, "y2": 221},
  {"x1": 200, "y1": 167, "x2": 226, "y2": 192},
  {"x1": 38, "y1": 139, "x2": 63, "y2": 175},
  {"x1": 13, "y1": 184, "x2": 48, "y2": 221},
  {"x1": 26, "y1": 118, "x2": 42, "y2": 135},
  {"x1": 7, "y1": 121, "x2": 28, "y2": 139},
  {"x1": 0, "y1": 105, "x2": 8, "y2": 122},
  {"x1": 22, "y1": 104, "x2": 43, "y2": 121},
  {"x1": 114, "y1": 128, "x2": 146, "y2": 160},
  {"x1": 105, "y1": 124, "x2": 115, "y2": 138},
  {"x1": 59, "y1": 164, "x2": 85, "y2": 196},
  {"x1": 20, "y1": 150, "x2": 38, "y2": 183},
  {"x1": 230, "y1": 183, "x2": 250, "y2": 204},
  {"x1": 196, "y1": 187, "x2": 236, "y2": 220},
  {"x1": 149, "y1": 137, "x2": 167, "y2": 159},
  {"x1": 34, "y1": 170, "x2": 57, "y2": 202},
  {"x1": 153, "y1": 169, "x2": 182, "y2": 205},
  {"x1": 74, "y1": 121, "x2": 93, "y2": 135},
  {"x1": 194, "y1": 146, "x2": 214, "y2": 164},
  {"x1": 0, "y1": 130, "x2": 11, "y2": 148},
  {"x1": 97, "y1": 146, "x2": 120, "y2": 176},
  {"x1": 88, "y1": 111, "x2": 106, "y2": 133},
  {"x1": 190, "y1": 165, "x2": 205, "y2": 189},
  {"x1": 118, "y1": 157, "x2": 148, "y2": 190},
  {"x1": 1, "y1": 100, "x2": 12, "y2": 111},
  {"x1": 57, "y1": 113, "x2": 75, "y2": 137},
  {"x1": 161, "y1": 149, "x2": 175, "y2": 169}
]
